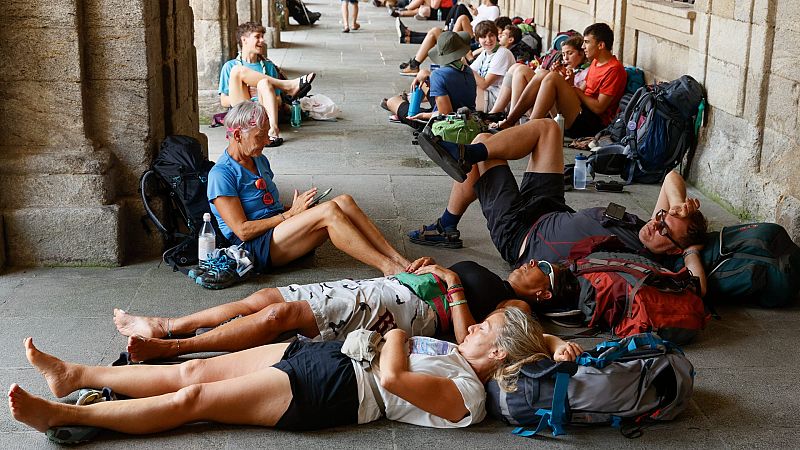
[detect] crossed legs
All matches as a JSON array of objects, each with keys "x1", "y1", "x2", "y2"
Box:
[{"x1": 9, "y1": 338, "x2": 293, "y2": 434}]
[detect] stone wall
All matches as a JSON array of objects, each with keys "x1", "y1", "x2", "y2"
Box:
[
  {"x1": 0, "y1": 0, "x2": 203, "y2": 266},
  {"x1": 503, "y1": 0, "x2": 800, "y2": 243},
  {"x1": 192, "y1": 0, "x2": 238, "y2": 121}
]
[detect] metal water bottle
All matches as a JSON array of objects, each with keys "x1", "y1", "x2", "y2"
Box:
[
  {"x1": 437, "y1": 8, "x2": 443, "y2": 21},
  {"x1": 574, "y1": 153, "x2": 588, "y2": 190},
  {"x1": 290, "y1": 100, "x2": 302, "y2": 128},
  {"x1": 554, "y1": 113, "x2": 565, "y2": 136},
  {"x1": 407, "y1": 87, "x2": 424, "y2": 117}
]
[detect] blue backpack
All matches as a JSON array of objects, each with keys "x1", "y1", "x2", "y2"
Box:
[{"x1": 486, "y1": 333, "x2": 695, "y2": 438}]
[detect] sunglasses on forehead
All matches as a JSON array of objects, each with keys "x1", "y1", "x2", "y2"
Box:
[{"x1": 654, "y1": 209, "x2": 684, "y2": 250}]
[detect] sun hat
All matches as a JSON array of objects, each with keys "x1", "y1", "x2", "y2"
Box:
[{"x1": 428, "y1": 31, "x2": 471, "y2": 65}]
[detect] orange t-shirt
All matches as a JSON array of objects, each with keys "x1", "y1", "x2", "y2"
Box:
[{"x1": 583, "y1": 56, "x2": 627, "y2": 125}]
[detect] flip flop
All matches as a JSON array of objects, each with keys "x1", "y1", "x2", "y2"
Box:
[
  {"x1": 291, "y1": 73, "x2": 315, "y2": 101},
  {"x1": 266, "y1": 136, "x2": 284, "y2": 148}
]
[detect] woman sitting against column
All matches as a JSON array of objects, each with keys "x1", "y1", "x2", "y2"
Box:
[{"x1": 204, "y1": 101, "x2": 410, "y2": 286}]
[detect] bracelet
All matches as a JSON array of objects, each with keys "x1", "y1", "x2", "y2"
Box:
[
  {"x1": 682, "y1": 249, "x2": 700, "y2": 258},
  {"x1": 448, "y1": 299, "x2": 468, "y2": 308},
  {"x1": 446, "y1": 288, "x2": 464, "y2": 300},
  {"x1": 447, "y1": 283, "x2": 463, "y2": 291}
]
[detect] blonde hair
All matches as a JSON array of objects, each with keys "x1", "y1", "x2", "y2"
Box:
[{"x1": 492, "y1": 307, "x2": 551, "y2": 392}]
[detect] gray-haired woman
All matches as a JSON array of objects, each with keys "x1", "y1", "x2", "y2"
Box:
[
  {"x1": 10, "y1": 307, "x2": 582, "y2": 437},
  {"x1": 208, "y1": 101, "x2": 410, "y2": 282}
]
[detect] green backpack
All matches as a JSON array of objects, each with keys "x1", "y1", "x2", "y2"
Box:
[
  {"x1": 431, "y1": 113, "x2": 486, "y2": 145},
  {"x1": 675, "y1": 223, "x2": 800, "y2": 307}
]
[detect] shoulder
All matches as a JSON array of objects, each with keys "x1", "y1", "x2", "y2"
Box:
[
  {"x1": 209, "y1": 153, "x2": 236, "y2": 179},
  {"x1": 220, "y1": 59, "x2": 237, "y2": 72}
]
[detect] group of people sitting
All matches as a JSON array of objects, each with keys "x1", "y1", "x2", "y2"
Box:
[{"x1": 8, "y1": 6, "x2": 711, "y2": 442}]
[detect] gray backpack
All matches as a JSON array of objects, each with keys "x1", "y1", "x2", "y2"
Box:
[{"x1": 486, "y1": 333, "x2": 695, "y2": 438}]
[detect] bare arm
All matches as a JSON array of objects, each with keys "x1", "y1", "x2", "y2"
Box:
[
  {"x1": 212, "y1": 188, "x2": 316, "y2": 241},
  {"x1": 655, "y1": 171, "x2": 708, "y2": 296},
  {"x1": 473, "y1": 71, "x2": 500, "y2": 91},
  {"x1": 413, "y1": 264, "x2": 476, "y2": 343},
  {"x1": 378, "y1": 329, "x2": 470, "y2": 423},
  {"x1": 574, "y1": 88, "x2": 616, "y2": 116},
  {"x1": 544, "y1": 334, "x2": 584, "y2": 362}
]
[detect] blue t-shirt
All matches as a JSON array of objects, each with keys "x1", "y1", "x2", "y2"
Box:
[
  {"x1": 428, "y1": 65, "x2": 477, "y2": 112},
  {"x1": 218, "y1": 57, "x2": 280, "y2": 97},
  {"x1": 207, "y1": 150, "x2": 285, "y2": 240}
]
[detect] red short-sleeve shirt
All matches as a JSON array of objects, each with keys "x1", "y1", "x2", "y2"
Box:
[{"x1": 583, "y1": 56, "x2": 627, "y2": 125}]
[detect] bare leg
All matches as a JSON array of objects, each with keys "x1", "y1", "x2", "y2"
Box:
[
  {"x1": 24, "y1": 337, "x2": 291, "y2": 398},
  {"x1": 126, "y1": 301, "x2": 319, "y2": 362},
  {"x1": 414, "y1": 27, "x2": 443, "y2": 64},
  {"x1": 330, "y1": 195, "x2": 409, "y2": 267},
  {"x1": 452, "y1": 15, "x2": 473, "y2": 36},
  {"x1": 503, "y1": 69, "x2": 548, "y2": 128},
  {"x1": 477, "y1": 119, "x2": 564, "y2": 171},
  {"x1": 9, "y1": 367, "x2": 292, "y2": 433},
  {"x1": 341, "y1": 2, "x2": 349, "y2": 30},
  {"x1": 114, "y1": 288, "x2": 285, "y2": 338},
  {"x1": 352, "y1": 3, "x2": 359, "y2": 28},
  {"x1": 256, "y1": 79, "x2": 282, "y2": 138},
  {"x1": 270, "y1": 195, "x2": 407, "y2": 275},
  {"x1": 386, "y1": 94, "x2": 407, "y2": 115},
  {"x1": 511, "y1": 66, "x2": 537, "y2": 111},
  {"x1": 445, "y1": 165, "x2": 481, "y2": 215},
  {"x1": 530, "y1": 71, "x2": 582, "y2": 126}
]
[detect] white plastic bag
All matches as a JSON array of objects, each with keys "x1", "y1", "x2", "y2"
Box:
[{"x1": 299, "y1": 94, "x2": 341, "y2": 121}]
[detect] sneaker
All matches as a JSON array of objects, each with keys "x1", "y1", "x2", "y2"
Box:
[
  {"x1": 399, "y1": 66, "x2": 419, "y2": 76},
  {"x1": 195, "y1": 256, "x2": 242, "y2": 290},
  {"x1": 407, "y1": 219, "x2": 463, "y2": 248},
  {"x1": 188, "y1": 248, "x2": 223, "y2": 280}
]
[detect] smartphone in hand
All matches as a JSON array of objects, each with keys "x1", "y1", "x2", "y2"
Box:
[{"x1": 310, "y1": 187, "x2": 333, "y2": 207}]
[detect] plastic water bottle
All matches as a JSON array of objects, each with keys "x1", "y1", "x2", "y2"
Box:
[
  {"x1": 407, "y1": 87, "x2": 424, "y2": 117},
  {"x1": 574, "y1": 153, "x2": 588, "y2": 190},
  {"x1": 198, "y1": 213, "x2": 216, "y2": 261},
  {"x1": 554, "y1": 113, "x2": 565, "y2": 136},
  {"x1": 437, "y1": 8, "x2": 443, "y2": 21},
  {"x1": 290, "y1": 100, "x2": 302, "y2": 128}
]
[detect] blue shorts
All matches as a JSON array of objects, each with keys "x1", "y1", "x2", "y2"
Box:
[
  {"x1": 273, "y1": 341, "x2": 359, "y2": 430},
  {"x1": 341, "y1": 0, "x2": 358, "y2": 3},
  {"x1": 228, "y1": 229, "x2": 274, "y2": 273}
]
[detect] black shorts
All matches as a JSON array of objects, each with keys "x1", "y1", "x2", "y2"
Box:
[
  {"x1": 475, "y1": 165, "x2": 573, "y2": 264},
  {"x1": 273, "y1": 340, "x2": 359, "y2": 431},
  {"x1": 396, "y1": 101, "x2": 432, "y2": 118},
  {"x1": 565, "y1": 105, "x2": 604, "y2": 139}
]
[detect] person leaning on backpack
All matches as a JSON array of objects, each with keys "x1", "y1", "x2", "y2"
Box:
[{"x1": 207, "y1": 102, "x2": 412, "y2": 280}]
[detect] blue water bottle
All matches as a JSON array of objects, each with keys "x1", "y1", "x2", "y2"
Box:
[
  {"x1": 290, "y1": 100, "x2": 302, "y2": 128},
  {"x1": 407, "y1": 87, "x2": 424, "y2": 117}
]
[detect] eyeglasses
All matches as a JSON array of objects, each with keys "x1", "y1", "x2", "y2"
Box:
[
  {"x1": 537, "y1": 260, "x2": 555, "y2": 291},
  {"x1": 654, "y1": 209, "x2": 684, "y2": 250},
  {"x1": 254, "y1": 178, "x2": 275, "y2": 206}
]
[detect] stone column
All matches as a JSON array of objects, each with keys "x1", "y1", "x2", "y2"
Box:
[
  {"x1": 0, "y1": 0, "x2": 204, "y2": 266},
  {"x1": 263, "y1": 0, "x2": 282, "y2": 48},
  {"x1": 191, "y1": 0, "x2": 238, "y2": 120}
]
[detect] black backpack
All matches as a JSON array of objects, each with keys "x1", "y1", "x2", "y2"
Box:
[
  {"x1": 286, "y1": 0, "x2": 320, "y2": 25},
  {"x1": 589, "y1": 75, "x2": 705, "y2": 184},
  {"x1": 140, "y1": 136, "x2": 225, "y2": 272}
]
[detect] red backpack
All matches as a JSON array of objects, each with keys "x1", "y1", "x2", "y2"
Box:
[{"x1": 566, "y1": 237, "x2": 710, "y2": 345}]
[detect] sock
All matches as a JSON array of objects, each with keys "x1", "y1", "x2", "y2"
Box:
[
  {"x1": 437, "y1": 140, "x2": 489, "y2": 164},
  {"x1": 409, "y1": 58, "x2": 421, "y2": 69},
  {"x1": 439, "y1": 209, "x2": 462, "y2": 230}
]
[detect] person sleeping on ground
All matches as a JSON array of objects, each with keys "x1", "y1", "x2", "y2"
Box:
[
  {"x1": 9, "y1": 307, "x2": 583, "y2": 437},
  {"x1": 113, "y1": 256, "x2": 580, "y2": 361},
  {"x1": 206, "y1": 101, "x2": 412, "y2": 286}
]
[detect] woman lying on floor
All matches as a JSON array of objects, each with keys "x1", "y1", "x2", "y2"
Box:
[{"x1": 9, "y1": 307, "x2": 582, "y2": 437}]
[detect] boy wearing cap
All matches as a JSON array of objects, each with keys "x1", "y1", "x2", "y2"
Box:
[{"x1": 383, "y1": 31, "x2": 476, "y2": 120}]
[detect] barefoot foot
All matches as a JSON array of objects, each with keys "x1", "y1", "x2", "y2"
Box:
[
  {"x1": 8, "y1": 383, "x2": 62, "y2": 432},
  {"x1": 25, "y1": 338, "x2": 78, "y2": 398},
  {"x1": 113, "y1": 309, "x2": 168, "y2": 338},
  {"x1": 127, "y1": 335, "x2": 180, "y2": 362}
]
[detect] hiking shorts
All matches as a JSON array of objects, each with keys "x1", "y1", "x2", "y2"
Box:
[
  {"x1": 566, "y1": 104, "x2": 604, "y2": 139},
  {"x1": 273, "y1": 340, "x2": 359, "y2": 430},
  {"x1": 475, "y1": 165, "x2": 571, "y2": 264},
  {"x1": 277, "y1": 277, "x2": 437, "y2": 341}
]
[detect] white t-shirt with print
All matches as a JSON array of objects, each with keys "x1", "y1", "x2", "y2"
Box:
[
  {"x1": 352, "y1": 337, "x2": 487, "y2": 428},
  {"x1": 470, "y1": 46, "x2": 516, "y2": 102}
]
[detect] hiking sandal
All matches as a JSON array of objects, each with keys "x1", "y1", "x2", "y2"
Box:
[{"x1": 407, "y1": 219, "x2": 463, "y2": 248}]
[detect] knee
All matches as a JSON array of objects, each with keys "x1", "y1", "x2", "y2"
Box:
[
  {"x1": 332, "y1": 194, "x2": 356, "y2": 209},
  {"x1": 256, "y1": 78, "x2": 271, "y2": 91},
  {"x1": 230, "y1": 65, "x2": 245, "y2": 78},
  {"x1": 173, "y1": 384, "x2": 203, "y2": 410},
  {"x1": 259, "y1": 302, "x2": 304, "y2": 329},
  {"x1": 472, "y1": 132, "x2": 492, "y2": 144},
  {"x1": 178, "y1": 360, "x2": 206, "y2": 386},
  {"x1": 537, "y1": 118, "x2": 561, "y2": 137}
]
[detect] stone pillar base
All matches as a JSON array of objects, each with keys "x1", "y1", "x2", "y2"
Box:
[
  {"x1": 265, "y1": 26, "x2": 280, "y2": 48},
  {"x1": 198, "y1": 89, "x2": 225, "y2": 125},
  {"x1": 5, "y1": 206, "x2": 122, "y2": 266},
  {"x1": 777, "y1": 195, "x2": 800, "y2": 247},
  {"x1": 0, "y1": 216, "x2": 5, "y2": 270}
]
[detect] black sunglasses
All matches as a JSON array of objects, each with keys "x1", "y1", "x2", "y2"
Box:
[{"x1": 654, "y1": 209, "x2": 684, "y2": 250}]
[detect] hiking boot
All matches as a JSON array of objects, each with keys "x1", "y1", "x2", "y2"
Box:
[
  {"x1": 195, "y1": 256, "x2": 243, "y2": 290},
  {"x1": 188, "y1": 248, "x2": 224, "y2": 280},
  {"x1": 399, "y1": 66, "x2": 419, "y2": 76},
  {"x1": 407, "y1": 219, "x2": 463, "y2": 248}
]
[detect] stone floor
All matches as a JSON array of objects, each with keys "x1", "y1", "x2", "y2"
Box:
[{"x1": 2, "y1": 1, "x2": 799, "y2": 448}]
